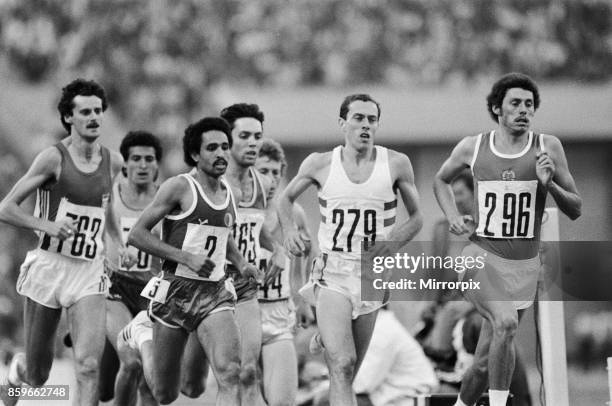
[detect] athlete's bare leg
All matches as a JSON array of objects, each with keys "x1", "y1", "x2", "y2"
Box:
[
  {"x1": 180, "y1": 332, "x2": 209, "y2": 398},
  {"x1": 235, "y1": 298, "x2": 265, "y2": 406},
  {"x1": 261, "y1": 339, "x2": 298, "y2": 406},
  {"x1": 196, "y1": 309, "x2": 241, "y2": 406},
  {"x1": 150, "y1": 323, "x2": 188, "y2": 404},
  {"x1": 67, "y1": 294, "x2": 107, "y2": 406},
  {"x1": 351, "y1": 310, "x2": 378, "y2": 378},
  {"x1": 460, "y1": 301, "x2": 524, "y2": 405},
  {"x1": 12, "y1": 298, "x2": 62, "y2": 385},
  {"x1": 102, "y1": 300, "x2": 132, "y2": 402},
  {"x1": 316, "y1": 288, "x2": 358, "y2": 406},
  {"x1": 114, "y1": 338, "x2": 140, "y2": 406}
]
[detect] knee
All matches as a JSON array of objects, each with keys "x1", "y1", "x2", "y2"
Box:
[
  {"x1": 74, "y1": 355, "x2": 100, "y2": 379},
  {"x1": 327, "y1": 354, "x2": 356, "y2": 381},
  {"x1": 492, "y1": 314, "x2": 519, "y2": 338},
  {"x1": 181, "y1": 380, "x2": 206, "y2": 398},
  {"x1": 471, "y1": 356, "x2": 489, "y2": 378},
  {"x1": 239, "y1": 362, "x2": 259, "y2": 387},
  {"x1": 217, "y1": 360, "x2": 241, "y2": 388},
  {"x1": 154, "y1": 387, "x2": 180, "y2": 405},
  {"x1": 26, "y1": 368, "x2": 50, "y2": 387},
  {"x1": 120, "y1": 355, "x2": 142, "y2": 376}
]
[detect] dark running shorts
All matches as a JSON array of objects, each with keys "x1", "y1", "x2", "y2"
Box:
[
  {"x1": 226, "y1": 264, "x2": 258, "y2": 303},
  {"x1": 107, "y1": 271, "x2": 149, "y2": 316},
  {"x1": 150, "y1": 273, "x2": 236, "y2": 332}
]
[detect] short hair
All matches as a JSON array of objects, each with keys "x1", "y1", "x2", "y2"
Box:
[
  {"x1": 119, "y1": 131, "x2": 163, "y2": 162},
  {"x1": 451, "y1": 170, "x2": 474, "y2": 193},
  {"x1": 486, "y1": 73, "x2": 540, "y2": 123},
  {"x1": 219, "y1": 103, "x2": 265, "y2": 128},
  {"x1": 57, "y1": 78, "x2": 108, "y2": 133},
  {"x1": 339, "y1": 94, "x2": 381, "y2": 120},
  {"x1": 258, "y1": 139, "x2": 287, "y2": 175},
  {"x1": 183, "y1": 117, "x2": 232, "y2": 167}
]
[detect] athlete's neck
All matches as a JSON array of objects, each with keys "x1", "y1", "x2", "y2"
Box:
[
  {"x1": 67, "y1": 135, "x2": 99, "y2": 162},
  {"x1": 342, "y1": 144, "x2": 375, "y2": 164},
  {"x1": 194, "y1": 170, "x2": 222, "y2": 193},
  {"x1": 124, "y1": 181, "x2": 156, "y2": 197},
  {"x1": 226, "y1": 158, "x2": 251, "y2": 183},
  {"x1": 494, "y1": 127, "x2": 530, "y2": 152}
]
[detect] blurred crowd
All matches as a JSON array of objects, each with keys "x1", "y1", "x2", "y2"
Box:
[{"x1": 1, "y1": 0, "x2": 611, "y2": 140}]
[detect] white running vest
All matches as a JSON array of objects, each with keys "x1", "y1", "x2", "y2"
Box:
[{"x1": 318, "y1": 146, "x2": 397, "y2": 261}]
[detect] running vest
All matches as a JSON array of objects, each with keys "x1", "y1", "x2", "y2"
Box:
[
  {"x1": 161, "y1": 174, "x2": 237, "y2": 281},
  {"x1": 470, "y1": 131, "x2": 547, "y2": 260},
  {"x1": 228, "y1": 167, "x2": 267, "y2": 274},
  {"x1": 37, "y1": 142, "x2": 112, "y2": 261},
  {"x1": 104, "y1": 181, "x2": 161, "y2": 275},
  {"x1": 318, "y1": 146, "x2": 397, "y2": 261},
  {"x1": 258, "y1": 206, "x2": 291, "y2": 301},
  {"x1": 257, "y1": 248, "x2": 291, "y2": 301}
]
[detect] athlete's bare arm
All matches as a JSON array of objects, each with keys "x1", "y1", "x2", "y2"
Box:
[
  {"x1": 539, "y1": 135, "x2": 582, "y2": 220},
  {"x1": 433, "y1": 136, "x2": 478, "y2": 235},
  {"x1": 0, "y1": 147, "x2": 77, "y2": 239},
  {"x1": 128, "y1": 176, "x2": 214, "y2": 276},
  {"x1": 106, "y1": 150, "x2": 133, "y2": 265},
  {"x1": 278, "y1": 152, "x2": 330, "y2": 255},
  {"x1": 387, "y1": 150, "x2": 423, "y2": 242},
  {"x1": 290, "y1": 203, "x2": 315, "y2": 324}
]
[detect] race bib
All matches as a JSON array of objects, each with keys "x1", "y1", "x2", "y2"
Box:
[
  {"x1": 119, "y1": 217, "x2": 151, "y2": 271},
  {"x1": 140, "y1": 276, "x2": 169, "y2": 303},
  {"x1": 232, "y1": 210, "x2": 264, "y2": 265},
  {"x1": 51, "y1": 198, "x2": 106, "y2": 261},
  {"x1": 476, "y1": 180, "x2": 537, "y2": 239},
  {"x1": 175, "y1": 223, "x2": 229, "y2": 281}
]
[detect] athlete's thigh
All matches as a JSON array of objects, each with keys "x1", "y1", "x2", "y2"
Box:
[
  {"x1": 261, "y1": 340, "x2": 298, "y2": 403},
  {"x1": 106, "y1": 300, "x2": 133, "y2": 349},
  {"x1": 235, "y1": 299, "x2": 263, "y2": 364},
  {"x1": 196, "y1": 310, "x2": 241, "y2": 376},
  {"x1": 23, "y1": 298, "x2": 62, "y2": 374},
  {"x1": 181, "y1": 331, "x2": 209, "y2": 387},
  {"x1": 66, "y1": 294, "x2": 107, "y2": 360},
  {"x1": 152, "y1": 322, "x2": 188, "y2": 391},
  {"x1": 315, "y1": 287, "x2": 355, "y2": 359},
  {"x1": 351, "y1": 309, "x2": 378, "y2": 373}
]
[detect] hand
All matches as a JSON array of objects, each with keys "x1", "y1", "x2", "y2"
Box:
[
  {"x1": 240, "y1": 262, "x2": 264, "y2": 284},
  {"x1": 448, "y1": 214, "x2": 474, "y2": 235},
  {"x1": 264, "y1": 248, "x2": 285, "y2": 286},
  {"x1": 536, "y1": 151, "x2": 555, "y2": 187},
  {"x1": 284, "y1": 229, "x2": 311, "y2": 257},
  {"x1": 185, "y1": 253, "x2": 216, "y2": 278},
  {"x1": 47, "y1": 218, "x2": 78, "y2": 240},
  {"x1": 120, "y1": 245, "x2": 138, "y2": 269}
]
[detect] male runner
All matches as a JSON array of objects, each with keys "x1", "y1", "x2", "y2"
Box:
[
  {"x1": 126, "y1": 117, "x2": 261, "y2": 405},
  {"x1": 0, "y1": 79, "x2": 126, "y2": 406},
  {"x1": 220, "y1": 103, "x2": 282, "y2": 406},
  {"x1": 104, "y1": 131, "x2": 162, "y2": 406},
  {"x1": 279, "y1": 94, "x2": 423, "y2": 405},
  {"x1": 433, "y1": 73, "x2": 582, "y2": 406},
  {"x1": 255, "y1": 139, "x2": 313, "y2": 406}
]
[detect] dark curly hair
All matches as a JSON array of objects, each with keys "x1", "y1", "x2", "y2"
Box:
[
  {"x1": 183, "y1": 117, "x2": 232, "y2": 167},
  {"x1": 119, "y1": 131, "x2": 163, "y2": 162},
  {"x1": 219, "y1": 103, "x2": 265, "y2": 128},
  {"x1": 486, "y1": 73, "x2": 540, "y2": 123},
  {"x1": 57, "y1": 78, "x2": 108, "y2": 133}
]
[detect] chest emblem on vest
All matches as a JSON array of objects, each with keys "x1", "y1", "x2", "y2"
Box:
[
  {"x1": 224, "y1": 212, "x2": 234, "y2": 227},
  {"x1": 501, "y1": 169, "x2": 516, "y2": 181}
]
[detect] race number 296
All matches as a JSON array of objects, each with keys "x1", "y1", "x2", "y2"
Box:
[{"x1": 0, "y1": 384, "x2": 69, "y2": 400}]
